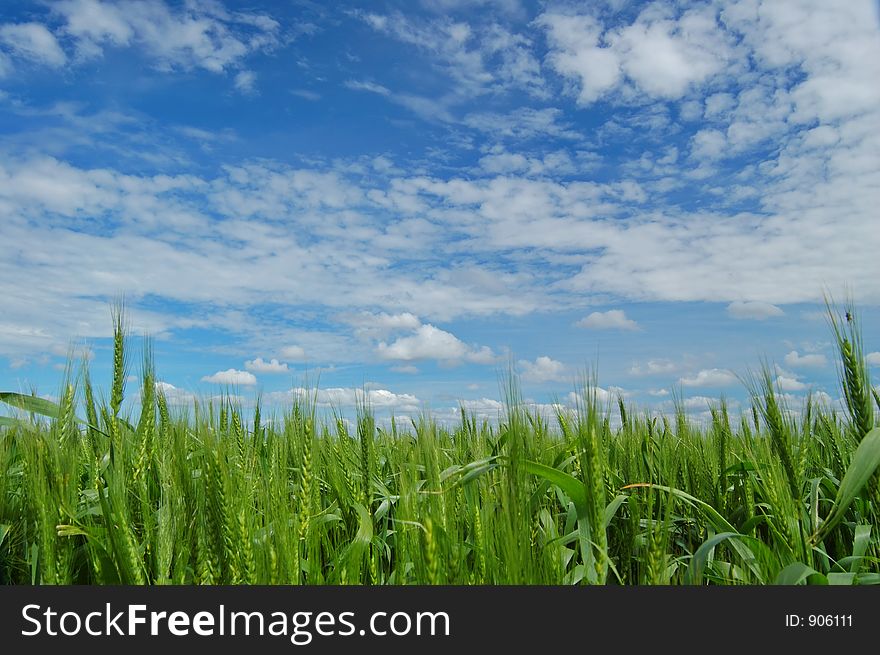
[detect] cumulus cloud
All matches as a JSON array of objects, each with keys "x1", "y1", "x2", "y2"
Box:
[
  {"x1": 538, "y1": 13, "x2": 620, "y2": 104},
  {"x1": 775, "y1": 374, "x2": 807, "y2": 392},
  {"x1": 344, "y1": 311, "x2": 422, "y2": 340},
  {"x1": 784, "y1": 351, "x2": 827, "y2": 368},
  {"x1": 201, "y1": 368, "x2": 257, "y2": 385},
  {"x1": 155, "y1": 381, "x2": 195, "y2": 406},
  {"x1": 538, "y1": 5, "x2": 733, "y2": 104},
  {"x1": 460, "y1": 397, "x2": 504, "y2": 415},
  {"x1": 866, "y1": 352, "x2": 880, "y2": 366},
  {"x1": 565, "y1": 386, "x2": 621, "y2": 406},
  {"x1": 682, "y1": 395, "x2": 716, "y2": 411},
  {"x1": 518, "y1": 356, "x2": 566, "y2": 383},
  {"x1": 268, "y1": 386, "x2": 421, "y2": 413},
  {"x1": 279, "y1": 346, "x2": 306, "y2": 361},
  {"x1": 376, "y1": 324, "x2": 495, "y2": 364},
  {"x1": 611, "y1": 7, "x2": 731, "y2": 99},
  {"x1": 576, "y1": 309, "x2": 640, "y2": 331},
  {"x1": 679, "y1": 368, "x2": 738, "y2": 388},
  {"x1": 727, "y1": 301, "x2": 785, "y2": 320},
  {"x1": 244, "y1": 357, "x2": 288, "y2": 374}
]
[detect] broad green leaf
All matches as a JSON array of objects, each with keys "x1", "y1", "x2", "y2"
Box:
[
  {"x1": 0, "y1": 392, "x2": 107, "y2": 436},
  {"x1": 0, "y1": 524, "x2": 10, "y2": 548},
  {"x1": 775, "y1": 562, "x2": 823, "y2": 585},
  {"x1": 850, "y1": 524, "x2": 872, "y2": 573},
  {"x1": 0, "y1": 392, "x2": 63, "y2": 418},
  {"x1": 524, "y1": 459, "x2": 587, "y2": 518},
  {"x1": 554, "y1": 495, "x2": 630, "y2": 549},
  {"x1": 452, "y1": 456, "x2": 500, "y2": 487},
  {"x1": 686, "y1": 532, "x2": 740, "y2": 585},
  {"x1": 603, "y1": 494, "x2": 628, "y2": 529},
  {"x1": 352, "y1": 502, "x2": 373, "y2": 545},
  {"x1": 827, "y1": 572, "x2": 856, "y2": 585},
  {"x1": 856, "y1": 573, "x2": 880, "y2": 585},
  {"x1": 813, "y1": 427, "x2": 880, "y2": 542},
  {"x1": 439, "y1": 464, "x2": 461, "y2": 482}
]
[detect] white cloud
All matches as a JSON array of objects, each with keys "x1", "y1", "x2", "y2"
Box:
[
  {"x1": 0, "y1": 22, "x2": 67, "y2": 67},
  {"x1": 359, "y1": 388, "x2": 420, "y2": 411},
  {"x1": 691, "y1": 129, "x2": 727, "y2": 160},
  {"x1": 269, "y1": 386, "x2": 421, "y2": 413},
  {"x1": 679, "y1": 368, "x2": 738, "y2": 388},
  {"x1": 565, "y1": 386, "x2": 620, "y2": 406},
  {"x1": 279, "y1": 346, "x2": 306, "y2": 361},
  {"x1": 610, "y1": 7, "x2": 731, "y2": 99},
  {"x1": 775, "y1": 375, "x2": 807, "y2": 392},
  {"x1": 630, "y1": 359, "x2": 676, "y2": 376},
  {"x1": 460, "y1": 397, "x2": 505, "y2": 416},
  {"x1": 518, "y1": 356, "x2": 566, "y2": 383},
  {"x1": 784, "y1": 351, "x2": 827, "y2": 368},
  {"x1": 291, "y1": 89, "x2": 320, "y2": 101},
  {"x1": 538, "y1": 6, "x2": 733, "y2": 105},
  {"x1": 344, "y1": 79, "x2": 391, "y2": 96},
  {"x1": 721, "y1": 0, "x2": 880, "y2": 124},
  {"x1": 233, "y1": 70, "x2": 256, "y2": 94},
  {"x1": 376, "y1": 324, "x2": 495, "y2": 364},
  {"x1": 810, "y1": 390, "x2": 835, "y2": 407},
  {"x1": 682, "y1": 395, "x2": 715, "y2": 410},
  {"x1": 344, "y1": 311, "x2": 422, "y2": 340},
  {"x1": 343, "y1": 81, "x2": 450, "y2": 125},
  {"x1": 727, "y1": 301, "x2": 784, "y2": 320},
  {"x1": 0, "y1": 51, "x2": 11, "y2": 76},
  {"x1": 648, "y1": 388, "x2": 670, "y2": 397},
  {"x1": 867, "y1": 352, "x2": 880, "y2": 366},
  {"x1": 201, "y1": 368, "x2": 257, "y2": 385},
  {"x1": 576, "y1": 309, "x2": 639, "y2": 331},
  {"x1": 463, "y1": 107, "x2": 581, "y2": 141},
  {"x1": 538, "y1": 13, "x2": 620, "y2": 104},
  {"x1": 244, "y1": 357, "x2": 288, "y2": 374},
  {"x1": 49, "y1": 342, "x2": 94, "y2": 361},
  {"x1": 52, "y1": 0, "x2": 280, "y2": 73},
  {"x1": 378, "y1": 324, "x2": 466, "y2": 361},
  {"x1": 155, "y1": 380, "x2": 195, "y2": 406},
  {"x1": 360, "y1": 11, "x2": 544, "y2": 99},
  {"x1": 465, "y1": 346, "x2": 498, "y2": 364}
]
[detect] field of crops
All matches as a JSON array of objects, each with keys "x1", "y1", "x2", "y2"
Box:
[{"x1": 1, "y1": 306, "x2": 878, "y2": 585}]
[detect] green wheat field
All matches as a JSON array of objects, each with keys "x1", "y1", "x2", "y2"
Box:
[{"x1": 1, "y1": 304, "x2": 878, "y2": 586}]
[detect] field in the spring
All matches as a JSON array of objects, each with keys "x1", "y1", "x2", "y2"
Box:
[{"x1": 1, "y1": 306, "x2": 878, "y2": 585}]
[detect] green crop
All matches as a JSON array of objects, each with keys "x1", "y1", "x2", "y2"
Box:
[{"x1": 0, "y1": 303, "x2": 877, "y2": 585}]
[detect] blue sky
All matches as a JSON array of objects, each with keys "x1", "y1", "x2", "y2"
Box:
[{"x1": 1, "y1": 0, "x2": 879, "y2": 424}]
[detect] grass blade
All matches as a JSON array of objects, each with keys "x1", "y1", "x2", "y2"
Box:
[
  {"x1": 812, "y1": 427, "x2": 880, "y2": 543},
  {"x1": 775, "y1": 562, "x2": 824, "y2": 585},
  {"x1": 524, "y1": 459, "x2": 587, "y2": 519},
  {"x1": 0, "y1": 392, "x2": 64, "y2": 418}
]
